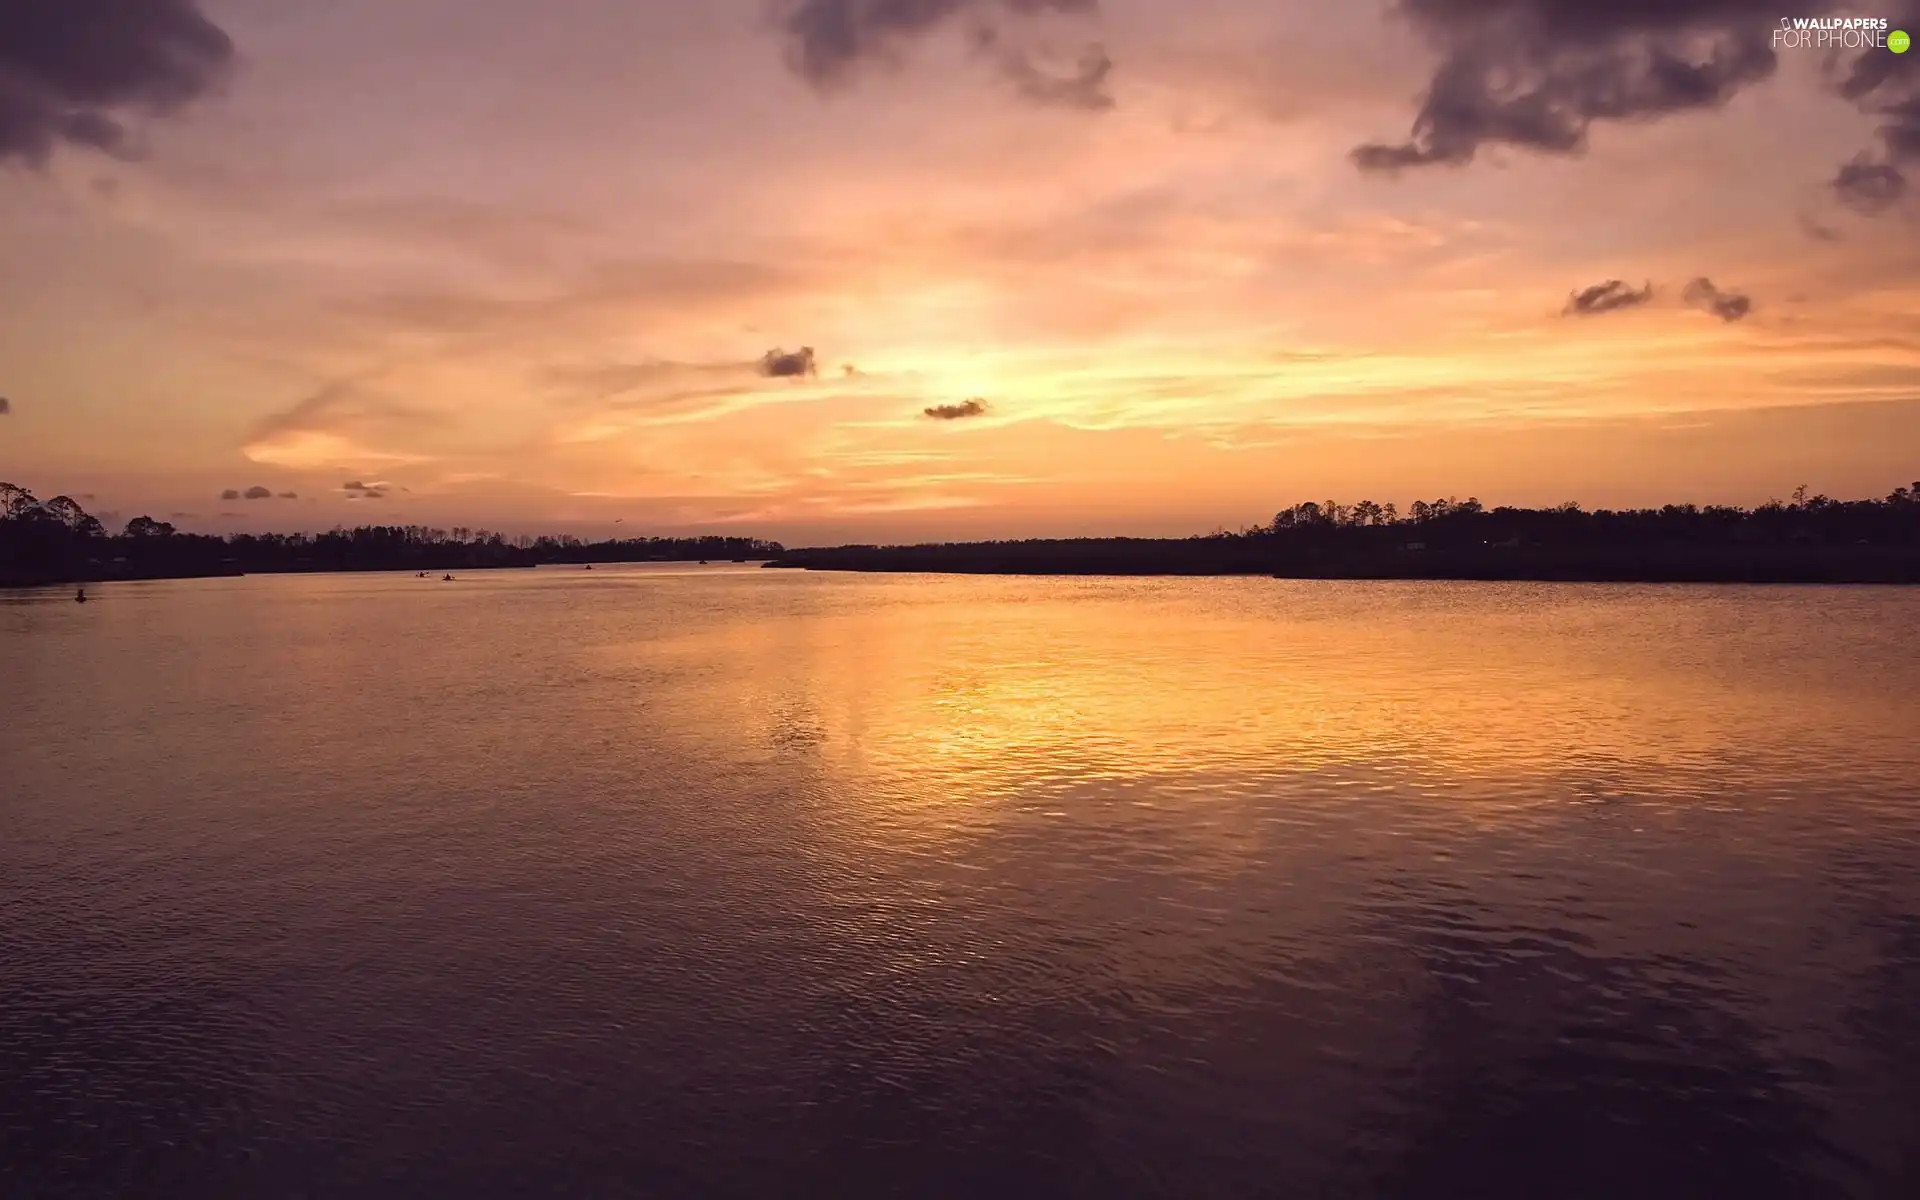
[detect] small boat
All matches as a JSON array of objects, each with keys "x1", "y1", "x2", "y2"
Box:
[
  {"x1": 74, "y1": 588, "x2": 88, "y2": 603},
  {"x1": 585, "y1": 563, "x2": 594, "y2": 570},
  {"x1": 443, "y1": 574, "x2": 455, "y2": 582},
  {"x1": 699, "y1": 559, "x2": 708, "y2": 565}
]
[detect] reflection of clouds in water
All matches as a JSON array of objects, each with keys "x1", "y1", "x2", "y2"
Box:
[
  {"x1": 12, "y1": 571, "x2": 1900, "y2": 1192},
  {"x1": 1354, "y1": 926, "x2": 1853, "y2": 1198},
  {"x1": 638, "y1": 579, "x2": 1919, "y2": 839},
  {"x1": 726, "y1": 758, "x2": 1920, "y2": 1196},
  {"x1": 748, "y1": 740, "x2": 1920, "y2": 1196}
]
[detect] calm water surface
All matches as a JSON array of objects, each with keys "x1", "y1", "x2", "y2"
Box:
[{"x1": 2, "y1": 568, "x2": 1917, "y2": 1198}]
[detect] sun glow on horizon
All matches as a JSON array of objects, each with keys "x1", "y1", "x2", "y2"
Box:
[{"x1": 3, "y1": 0, "x2": 1917, "y2": 535}]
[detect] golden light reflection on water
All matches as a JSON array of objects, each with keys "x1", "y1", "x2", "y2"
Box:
[
  {"x1": 617, "y1": 574, "x2": 1917, "y2": 840},
  {"x1": 6, "y1": 568, "x2": 1919, "y2": 1196}
]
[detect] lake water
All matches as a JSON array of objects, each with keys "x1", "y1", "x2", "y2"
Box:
[{"x1": 3, "y1": 568, "x2": 1917, "y2": 1198}]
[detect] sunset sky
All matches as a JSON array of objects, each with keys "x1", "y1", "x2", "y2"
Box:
[{"x1": 2, "y1": 0, "x2": 1917, "y2": 541}]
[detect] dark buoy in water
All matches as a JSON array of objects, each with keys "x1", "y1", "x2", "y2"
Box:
[{"x1": 75, "y1": 587, "x2": 88, "y2": 603}]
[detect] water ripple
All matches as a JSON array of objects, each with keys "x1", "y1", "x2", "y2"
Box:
[{"x1": 1, "y1": 571, "x2": 1916, "y2": 1197}]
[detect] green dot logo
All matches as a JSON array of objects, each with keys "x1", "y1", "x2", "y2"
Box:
[{"x1": 1893, "y1": 30, "x2": 1912, "y2": 53}]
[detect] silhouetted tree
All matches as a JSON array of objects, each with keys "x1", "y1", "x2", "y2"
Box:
[{"x1": 124, "y1": 516, "x2": 176, "y2": 538}]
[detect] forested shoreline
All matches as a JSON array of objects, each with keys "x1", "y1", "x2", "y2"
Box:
[
  {"x1": 0, "y1": 482, "x2": 781, "y2": 585},
  {"x1": 10, "y1": 478, "x2": 1920, "y2": 586},
  {"x1": 764, "y1": 485, "x2": 1920, "y2": 583}
]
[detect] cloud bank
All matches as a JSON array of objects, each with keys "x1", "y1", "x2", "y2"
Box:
[
  {"x1": 1353, "y1": 0, "x2": 1789, "y2": 172},
  {"x1": 1831, "y1": 2, "x2": 1920, "y2": 214},
  {"x1": 778, "y1": 0, "x2": 1109, "y2": 106},
  {"x1": 0, "y1": 0, "x2": 236, "y2": 166}
]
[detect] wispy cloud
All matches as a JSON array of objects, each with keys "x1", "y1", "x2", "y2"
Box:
[
  {"x1": 1563, "y1": 280, "x2": 1653, "y2": 317},
  {"x1": 244, "y1": 378, "x2": 440, "y2": 471},
  {"x1": 1832, "y1": 157, "x2": 1906, "y2": 215},
  {"x1": 974, "y1": 30, "x2": 1115, "y2": 111},
  {"x1": 779, "y1": 0, "x2": 1109, "y2": 108}
]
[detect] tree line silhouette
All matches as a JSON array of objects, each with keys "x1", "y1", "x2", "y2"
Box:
[
  {"x1": 765, "y1": 482, "x2": 1920, "y2": 582},
  {"x1": 0, "y1": 482, "x2": 782, "y2": 585},
  {"x1": 9, "y1": 477, "x2": 1920, "y2": 585}
]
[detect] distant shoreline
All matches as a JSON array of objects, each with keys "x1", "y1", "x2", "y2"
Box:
[
  {"x1": 763, "y1": 542, "x2": 1920, "y2": 584},
  {"x1": 0, "y1": 560, "x2": 765, "y2": 589},
  {"x1": 9, "y1": 548, "x2": 1918, "y2": 588},
  {"x1": 9, "y1": 479, "x2": 1919, "y2": 587}
]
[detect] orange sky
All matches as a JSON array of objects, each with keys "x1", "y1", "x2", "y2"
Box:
[{"x1": 2, "y1": 0, "x2": 1917, "y2": 541}]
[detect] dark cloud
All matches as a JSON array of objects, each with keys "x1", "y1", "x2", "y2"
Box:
[
  {"x1": 0, "y1": 0, "x2": 236, "y2": 166},
  {"x1": 1563, "y1": 279, "x2": 1653, "y2": 317},
  {"x1": 778, "y1": 0, "x2": 1108, "y2": 107},
  {"x1": 277, "y1": 491, "x2": 297, "y2": 500},
  {"x1": 973, "y1": 26, "x2": 1113, "y2": 110},
  {"x1": 0, "y1": 396, "x2": 10, "y2": 415},
  {"x1": 342, "y1": 480, "x2": 389, "y2": 500},
  {"x1": 924, "y1": 397, "x2": 990, "y2": 420},
  {"x1": 1353, "y1": 0, "x2": 1788, "y2": 172},
  {"x1": 1683, "y1": 277, "x2": 1752, "y2": 322},
  {"x1": 219, "y1": 488, "x2": 241, "y2": 500},
  {"x1": 1003, "y1": 44, "x2": 1113, "y2": 110},
  {"x1": 242, "y1": 485, "x2": 273, "y2": 500},
  {"x1": 1831, "y1": 156, "x2": 1907, "y2": 215},
  {"x1": 1829, "y1": 2, "x2": 1920, "y2": 215},
  {"x1": 758, "y1": 346, "x2": 818, "y2": 378}
]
